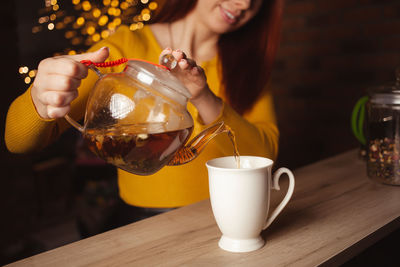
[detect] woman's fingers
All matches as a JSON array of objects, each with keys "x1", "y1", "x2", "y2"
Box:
[
  {"x1": 46, "y1": 105, "x2": 71, "y2": 119},
  {"x1": 160, "y1": 48, "x2": 191, "y2": 66},
  {"x1": 158, "y1": 48, "x2": 208, "y2": 100},
  {"x1": 30, "y1": 47, "x2": 110, "y2": 119},
  {"x1": 38, "y1": 57, "x2": 88, "y2": 79},
  {"x1": 35, "y1": 74, "x2": 82, "y2": 93},
  {"x1": 178, "y1": 58, "x2": 197, "y2": 70},
  {"x1": 172, "y1": 49, "x2": 187, "y2": 61},
  {"x1": 39, "y1": 90, "x2": 78, "y2": 118},
  {"x1": 160, "y1": 48, "x2": 199, "y2": 71},
  {"x1": 42, "y1": 90, "x2": 79, "y2": 107},
  {"x1": 32, "y1": 62, "x2": 84, "y2": 119}
]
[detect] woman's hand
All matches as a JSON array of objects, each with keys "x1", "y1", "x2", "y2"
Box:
[
  {"x1": 31, "y1": 47, "x2": 109, "y2": 119},
  {"x1": 160, "y1": 48, "x2": 223, "y2": 124}
]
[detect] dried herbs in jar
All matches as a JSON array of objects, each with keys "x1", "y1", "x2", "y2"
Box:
[{"x1": 366, "y1": 72, "x2": 400, "y2": 185}]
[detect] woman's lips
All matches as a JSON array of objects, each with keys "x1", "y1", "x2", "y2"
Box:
[{"x1": 219, "y1": 6, "x2": 237, "y2": 24}]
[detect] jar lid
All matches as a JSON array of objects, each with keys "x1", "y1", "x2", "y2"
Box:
[
  {"x1": 369, "y1": 84, "x2": 400, "y2": 105},
  {"x1": 369, "y1": 69, "x2": 400, "y2": 105},
  {"x1": 124, "y1": 59, "x2": 191, "y2": 104}
]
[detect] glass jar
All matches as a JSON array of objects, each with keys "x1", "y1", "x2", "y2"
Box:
[{"x1": 365, "y1": 71, "x2": 400, "y2": 185}]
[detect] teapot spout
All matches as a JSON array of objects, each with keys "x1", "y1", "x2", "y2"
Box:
[{"x1": 168, "y1": 121, "x2": 228, "y2": 166}]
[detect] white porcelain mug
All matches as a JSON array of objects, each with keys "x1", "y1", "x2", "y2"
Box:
[{"x1": 206, "y1": 156, "x2": 295, "y2": 253}]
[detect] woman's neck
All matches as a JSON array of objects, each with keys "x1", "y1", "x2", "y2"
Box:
[
  {"x1": 174, "y1": 15, "x2": 219, "y2": 62},
  {"x1": 152, "y1": 15, "x2": 219, "y2": 63}
]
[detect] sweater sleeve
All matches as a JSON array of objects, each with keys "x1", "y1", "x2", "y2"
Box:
[
  {"x1": 5, "y1": 85, "x2": 59, "y2": 153},
  {"x1": 194, "y1": 89, "x2": 279, "y2": 161}
]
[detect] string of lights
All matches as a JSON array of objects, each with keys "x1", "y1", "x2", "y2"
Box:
[{"x1": 19, "y1": 0, "x2": 158, "y2": 85}]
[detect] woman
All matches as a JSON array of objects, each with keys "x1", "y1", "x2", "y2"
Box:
[{"x1": 5, "y1": 0, "x2": 283, "y2": 221}]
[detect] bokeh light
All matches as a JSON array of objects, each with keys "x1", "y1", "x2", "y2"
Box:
[
  {"x1": 28, "y1": 70, "x2": 37, "y2": 78},
  {"x1": 24, "y1": 77, "x2": 31, "y2": 84},
  {"x1": 21, "y1": 0, "x2": 158, "y2": 85}
]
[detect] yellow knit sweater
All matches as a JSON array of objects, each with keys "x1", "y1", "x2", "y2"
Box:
[{"x1": 5, "y1": 25, "x2": 279, "y2": 208}]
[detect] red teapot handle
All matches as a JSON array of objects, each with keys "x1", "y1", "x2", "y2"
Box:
[{"x1": 80, "y1": 57, "x2": 172, "y2": 71}]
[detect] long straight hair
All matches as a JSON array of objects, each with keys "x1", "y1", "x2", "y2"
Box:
[{"x1": 151, "y1": 0, "x2": 284, "y2": 114}]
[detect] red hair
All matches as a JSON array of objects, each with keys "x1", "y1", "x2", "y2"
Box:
[{"x1": 152, "y1": 0, "x2": 284, "y2": 114}]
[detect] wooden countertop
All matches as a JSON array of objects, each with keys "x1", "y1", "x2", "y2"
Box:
[{"x1": 8, "y1": 149, "x2": 400, "y2": 266}]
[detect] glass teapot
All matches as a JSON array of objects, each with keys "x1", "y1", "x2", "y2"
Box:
[{"x1": 65, "y1": 56, "x2": 229, "y2": 175}]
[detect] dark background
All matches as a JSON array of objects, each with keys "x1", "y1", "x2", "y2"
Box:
[
  {"x1": 272, "y1": 0, "x2": 400, "y2": 169},
  {"x1": 1, "y1": 0, "x2": 400, "y2": 265}
]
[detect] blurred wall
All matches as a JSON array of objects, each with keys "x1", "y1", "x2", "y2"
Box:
[
  {"x1": 0, "y1": 1, "x2": 87, "y2": 264},
  {"x1": 273, "y1": 0, "x2": 400, "y2": 169}
]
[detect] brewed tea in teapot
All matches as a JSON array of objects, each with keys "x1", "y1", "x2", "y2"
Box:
[{"x1": 65, "y1": 56, "x2": 239, "y2": 175}]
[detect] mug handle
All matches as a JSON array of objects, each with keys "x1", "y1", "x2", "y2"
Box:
[{"x1": 263, "y1": 167, "x2": 295, "y2": 230}]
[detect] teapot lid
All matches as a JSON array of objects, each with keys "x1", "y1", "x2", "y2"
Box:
[{"x1": 125, "y1": 59, "x2": 191, "y2": 101}]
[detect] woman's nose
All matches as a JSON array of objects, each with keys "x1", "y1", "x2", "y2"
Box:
[{"x1": 232, "y1": 0, "x2": 251, "y2": 10}]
